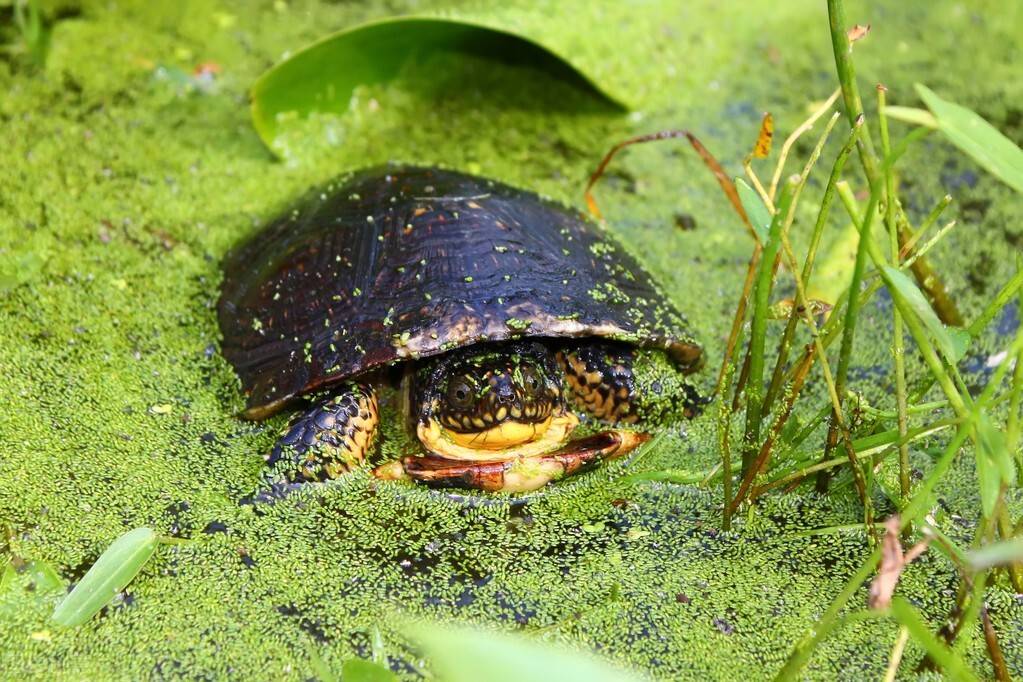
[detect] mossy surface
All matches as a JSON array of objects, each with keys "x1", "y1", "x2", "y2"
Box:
[{"x1": 1, "y1": 0, "x2": 1022, "y2": 679}]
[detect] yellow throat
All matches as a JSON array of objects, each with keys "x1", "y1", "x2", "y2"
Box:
[{"x1": 417, "y1": 412, "x2": 579, "y2": 461}]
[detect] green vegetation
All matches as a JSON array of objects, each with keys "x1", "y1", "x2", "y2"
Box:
[
  {"x1": 699, "y1": 1, "x2": 1023, "y2": 678},
  {"x1": 1, "y1": 0, "x2": 1022, "y2": 679},
  {"x1": 249, "y1": 16, "x2": 627, "y2": 158}
]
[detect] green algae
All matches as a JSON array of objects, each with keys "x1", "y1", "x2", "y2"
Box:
[{"x1": 1, "y1": 0, "x2": 1023, "y2": 679}]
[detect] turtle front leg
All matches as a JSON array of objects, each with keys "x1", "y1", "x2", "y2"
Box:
[
  {"x1": 558, "y1": 342, "x2": 706, "y2": 424},
  {"x1": 266, "y1": 382, "x2": 379, "y2": 482}
]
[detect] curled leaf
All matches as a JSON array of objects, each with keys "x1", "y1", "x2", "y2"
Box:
[
  {"x1": 846, "y1": 24, "x2": 871, "y2": 43},
  {"x1": 251, "y1": 17, "x2": 628, "y2": 157},
  {"x1": 868, "y1": 516, "x2": 929, "y2": 610}
]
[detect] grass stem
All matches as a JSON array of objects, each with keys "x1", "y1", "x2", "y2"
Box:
[
  {"x1": 815, "y1": 174, "x2": 879, "y2": 494},
  {"x1": 775, "y1": 422, "x2": 972, "y2": 679},
  {"x1": 763, "y1": 117, "x2": 861, "y2": 415},
  {"x1": 877, "y1": 86, "x2": 912, "y2": 503},
  {"x1": 898, "y1": 194, "x2": 952, "y2": 259},
  {"x1": 767, "y1": 89, "x2": 842, "y2": 199},
  {"x1": 741, "y1": 180, "x2": 797, "y2": 471},
  {"x1": 882, "y1": 626, "x2": 910, "y2": 682}
]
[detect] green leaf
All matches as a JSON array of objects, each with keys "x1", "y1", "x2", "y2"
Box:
[
  {"x1": 888, "y1": 597, "x2": 980, "y2": 681},
  {"x1": 974, "y1": 440, "x2": 1001, "y2": 519},
  {"x1": 881, "y1": 106, "x2": 938, "y2": 129},
  {"x1": 965, "y1": 537, "x2": 1023, "y2": 571},
  {"x1": 51, "y1": 527, "x2": 159, "y2": 627},
  {"x1": 916, "y1": 84, "x2": 1023, "y2": 194},
  {"x1": 735, "y1": 177, "x2": 771, "y2": 243},
  {"x1": 305, "y1": 642, "x2": 338, "y2": 682},
  {"x1": 947, "y1": 327, "x2": 971, "y2": 363},
  {"x1": 251, "y1": 17, "x2": 627, "y2": 157},
  {"x1": 24, "y1": 560, "x2": 65, "y2": 593},
  {"x1": 0, "y1": 558, "x2": 65, "y2": 595},
  {"x1": 340, "y1": 659, "x2": 397, "y2": 682},
  {"x1": 410, "y1": 622, "x2": 643, "y2": 682},
  {"x1": 974, "y1": 413, "x2": 1015, "y2": 518},
  {"x1": 881, "y1": 266, "x2": 962, "y2": 363}
]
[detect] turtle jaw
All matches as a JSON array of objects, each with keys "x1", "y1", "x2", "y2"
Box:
[
  {"x1": 375, "y1": 428, "x2": 651, "y2": 492},
  {"x1": 417, "y1": 411, "x2": 580, "y2": 462}
]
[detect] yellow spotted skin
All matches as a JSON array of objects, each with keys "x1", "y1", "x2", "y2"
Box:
[
  {"x1": 558, "y1": 346, "x2": 638, "y2": 424},
  {"x1": 263, "y1": 342, "x2": 704, "y2": 490},
  {"x1": 266, "y1": 382, "x2": 379, "y2": 482},
  {"x1": 558, "y1": 342, "x2": 707, "y2": 427}
]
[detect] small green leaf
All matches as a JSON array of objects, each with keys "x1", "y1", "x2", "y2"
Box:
[
  {"x1": 0, "y1": 560, "x2": 14, "y2": 593},
  {"x1": 881, "y1": 266, "x2": 961, "y2": 363},
  {"x1": 735, "y1": 177, "x2": 771, "y2": 243},
  {"x1": 251, "y1": 17, "x2": 627, "y2": 157},
  {"x1": 916, "y1": 84, "x2": 1023, "y2": 194},
  {"x1": 974, "y1": 414, "x2": 1015, "y2": 518},
  {"x1": 340, "y1": 659, "x2": 397, "y2": 682},
  {"x1": 51, "y1": 527, "x2": 159, "y2": 627},
  {"x1": 965, "y1": 537, "x2": 1023, "y2": 571},
  {"x1": 947, "y1": 328, "x2": 972, "y2": 363},
  {"x1": 1, "y1": 559, "x2": 65, "y2": 595},
  {"x1": 974, "y1": 441, "x2": 1001, "y2": 520},
  {"x1": 409, "y1": 622, "x2": 643, "y2": 682},
  {"x1": 25, "y1": 560, "x2": 65, "y2": 593},
  {"x1": 881, "y1": 105, "x2": 938, "y2": 129}
]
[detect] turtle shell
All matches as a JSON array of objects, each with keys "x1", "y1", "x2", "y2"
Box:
[{"x1": 219, "y1": 165, "x2": 701, "y2": 419}]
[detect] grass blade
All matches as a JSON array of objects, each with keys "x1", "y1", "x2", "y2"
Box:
[
  {"x1": 965, "y1": 537, "x2": 1023, "y2": 571},
  {"x1": 735, "y1": 177, "x2": 771, "y2": 243},
  {"x1": 882, "y1": 106, "x2": 937, "y2": 128},
  {"x1": 340, "y1": 659, "x2": 398, "y2": 682},
  {"x1": 51, "y1": 527, "x2": 159, "y2": 627},
  {"x1": 880, "y1": 266, "x2": 965, "y2": 363},
  {"x1": 410, "y1": 622, "x2": 642, "y2": 682},
  {"x1": 620, "y1": 469, "x2": 707, "y2": 485},
  {"x1": 975, "y1": 414, "x2": 1016, "y2": 518},
  {"x1": 916, "y1": 84, "x2": 1023, "y2": 194},
  {"x1": 889, "y1": 597, "x2": 980, "y2": 682}
]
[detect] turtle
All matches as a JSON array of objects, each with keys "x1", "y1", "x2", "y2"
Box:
[{"x1": 218, "y1": 165, "x2": 705, "y2": 493}]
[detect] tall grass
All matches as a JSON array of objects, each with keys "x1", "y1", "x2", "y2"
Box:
[{"x1": 709, "y1": 0, "x2": 1023, "y2": 677}]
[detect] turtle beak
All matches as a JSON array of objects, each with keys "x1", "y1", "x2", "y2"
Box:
[
  {"x1": 376, "y1": 428, "x2": 652, "y2": 492},
  {"x1": 418, "y1": 411, "x2": 579, "y2": 461}
]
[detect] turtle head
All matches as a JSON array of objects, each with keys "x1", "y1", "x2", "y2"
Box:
[{"x1": 413, "y1": 341, "x2": 578, "y2": 460}]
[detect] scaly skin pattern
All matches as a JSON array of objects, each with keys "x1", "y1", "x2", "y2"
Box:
[
  {"x1": 265, "y1": 382, "x2": 378, "y2": 482},
  {"x1": 264, "y1": 341, "x2": 703, "y2": 492},
  {"x1": 559, "y1": 342, "x2": 707, "y2": 425}
]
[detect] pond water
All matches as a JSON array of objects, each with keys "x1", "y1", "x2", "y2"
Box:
[{"x1": 1, "y1": 0, "x2": 1021, "y2": 678}]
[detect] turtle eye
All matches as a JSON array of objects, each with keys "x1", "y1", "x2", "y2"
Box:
[
  {"x1": 521, "y1": 366, "x2": 543, "y2": 396},
  {"x1": 446, "y1": 377, "x2": 476, "y2": 410}
]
